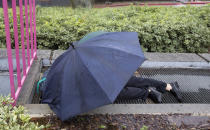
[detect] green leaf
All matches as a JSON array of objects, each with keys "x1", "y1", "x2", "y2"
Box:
[{"x1": 99, "y1": 125, "x2": 106, "y2": 129}]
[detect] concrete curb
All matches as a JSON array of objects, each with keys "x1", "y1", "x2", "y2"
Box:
[
  {"x1": 141, "y1": 61, "x2": 210, "y2": 69},
  {"x1": 17, "y1": 60, "x2": 41, "y2": 105},
  {"x1": 1, "y1": 49, "x2": 210, "y2": 70},
  {"x1": 88, "y1": 104, "x2": 210, "y2": 116},
  {"x1": 24, "y1": 104, "x2": 210, "y2": 118}
]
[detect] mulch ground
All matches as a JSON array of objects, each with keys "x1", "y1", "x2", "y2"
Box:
[{"x1": 31, "y1": 114, "x2": 210, "y2": 130}]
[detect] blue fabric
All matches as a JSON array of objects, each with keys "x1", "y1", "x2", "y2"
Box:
[
  {"x1": 41, "y1": 32, "x2": 145, "y2": 121},
  {"x1": 78, "y1": 31, "x2": 108, "y2": 44}
]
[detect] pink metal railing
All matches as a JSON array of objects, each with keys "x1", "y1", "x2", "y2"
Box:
[{"x1": 2, "y1": 0, "x2": 37, "y2": 103}]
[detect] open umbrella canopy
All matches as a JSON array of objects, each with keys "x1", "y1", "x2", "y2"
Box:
[{"x1": 41, "y1": 32, "x2": 145, "y2": 121}]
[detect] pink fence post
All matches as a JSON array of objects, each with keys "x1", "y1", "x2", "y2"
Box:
[
  {"x1": 25, "y1": 0, "x2": 31, "y2": 67},
  {"x1": 2, "y1": 0, "x2": 15, "y2": 100},
  {"x1": 12, "y1": 0, "x2": 22, "y2": 99},
  {"x1": 33, "y1": 0, "x2": 37, "y2": 58},
  {"x1": 19, "y1": 0, "x2": 27, "y2": 76},
  {"x1": 29, "y1": 0, "x2": 34, "y2": 59},
  {"x1": 2, "y1": 0, "x2": 37, "y2": 103}
]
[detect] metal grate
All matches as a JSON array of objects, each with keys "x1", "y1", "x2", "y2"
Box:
[
  {"x1": 114, "y1": 68, "x2": 210, "y2": 104},
  {"x1": 33, "y1": 67, "x2": 210, "y2": 104}
]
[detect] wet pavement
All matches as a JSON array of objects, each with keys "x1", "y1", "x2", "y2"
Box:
[{"x1": 0, "y1": 72, "x2": 17, "y2": 96}]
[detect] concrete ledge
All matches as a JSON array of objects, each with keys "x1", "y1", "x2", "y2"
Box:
[
  {"x1": 88, "y1": 104, "x2": 210, "y2": 116},
  {"x1": 0, "y1": 58, "x2": 24, "y2": 71},
  {"x1": 141, "y1": 61, "x2": 210, "y2": 69},
  {"x1": 1, "y1": 49, "x2": 208, "y2": 63},
  {"x1": 0, "y1": 49, "x2": 51, "y2": 60},
  {"x1": 52, "y1": 50, "x2": 65, "y2": 60},
  {"x1": 198, "y1": 53, "x2": 210, "y2": 62},
  {"x1": 24, "y1": 104, "x2": 53, "y2": 118},
  {"x1": 37, "y1": 50, "x2": 51, "y2": 60},
  {"x1": 50, "y1": 51, "x2": 209, "y2": 66},
  {"x1": 144, "y1": 52, "x2": 206, "y2": 62},
  {"x1": 0, "y1": 49, "x2": 51, "y2": 71},
  {"x1": 24, "y1": 104, "x2": 210, "y2": 118},
  {"x1": 0, "y1": 48, "x2": 17, "y2": 58},
  {"x1": 52, "y1": 51, "x2": 208, "y2": 62},
  {"x1": 17, "y1": 60, "x2": 41, "y2": 105},
  {"x1": 1, "y1": 49, "x2": 209, "y2": 68},
  {"x1": 0, "y1": 72, "x2": 17, "y2": 96}
]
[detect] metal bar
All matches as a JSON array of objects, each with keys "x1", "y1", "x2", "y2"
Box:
[
  {"x1": 25, "y1": 0, "x2": 31, "y2": 66},
  {"x1": 16, "y1": 54, "x2": 36, "y2": 99},
  {"x1": 19, "y1": 0, "x2": 27, "y2": 76},
  {"x1": 2, "y1": 0, "x2": 15, "y2": 100},
  {"x1": 17, "y1": 51, "x2": 36, "y2": 100},
  {"x1": 29, "y1": 0, "x2": 34, "y2": 58},
  {"x1": 3, "y1": 0, "x2": 38, "y2": 102},
  {"x1": 12, "y1": 0, "x2": 22, "y2": 93},
  {"x1": 33, "y1": 0, "x2": 37, "y2": 58},
  {"x1": 15, "y1": 87, "x2": 22, "y2": 100},
  {"x1": 20, "y1": 51, "x2": 36, "y2": 87}
]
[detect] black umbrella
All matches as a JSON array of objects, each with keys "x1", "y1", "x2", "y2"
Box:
[{"x1": 41, "y1": 32, "x2": 145, "y2": 121}]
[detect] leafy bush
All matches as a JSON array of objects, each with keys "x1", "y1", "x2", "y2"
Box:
[
  {"x1": 0, "y1": 95, "x2": 45, "y2": 130},
  {"x1": 0, "y1": 5, "x2": 210, "y2": 53}
]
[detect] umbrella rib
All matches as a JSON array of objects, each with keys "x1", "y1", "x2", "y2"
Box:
[{"x1": 75, "y1": 50, "x2": 113, "y2": 102}]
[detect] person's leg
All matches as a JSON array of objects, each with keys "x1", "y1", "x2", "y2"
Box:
[
  {"x1": 126, "y1": 76, "x2": 183, "y2": 102},
  {"x1": 126, "y1": 76, "x2": 167, "y2": 93},
  {"x1": 117, "y1": 87, "x2": 149, "y2": 101},
  {"x1": 148, "y1": 87, "x2": 162, "y2": 103},
  {"x1": 169, "y1": 82, "x2": 183, "y2": 102},
  {"x1": 117, "y1": 86, "x2": 163, "y2": 103}
]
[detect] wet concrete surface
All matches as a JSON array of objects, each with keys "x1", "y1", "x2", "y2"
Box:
[
  {"x1": 144, "y1": 53, "x2": 205, "y2": 62},
  {"x1": 199, "y1": 53, "x2": 210, "y2": 62},
  {"x1": 0, "y1": 58, "x2": 23, "y2": 71},
  {"x1": 0, "y1": 72, "x2": 17, "y2": 96}
]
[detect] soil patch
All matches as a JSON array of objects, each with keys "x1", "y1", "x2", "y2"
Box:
[{"x1": 31, "y1": 114, "x2": 210, "y2": 130}]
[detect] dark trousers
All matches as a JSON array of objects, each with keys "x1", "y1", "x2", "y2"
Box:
[{"x1": 117, "y1": 76, "x2": 167, "y2": 100}]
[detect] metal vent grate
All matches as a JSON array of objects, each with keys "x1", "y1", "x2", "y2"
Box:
[{"x1": 114, "y1": 68, "x2": 210, "y2": 104}]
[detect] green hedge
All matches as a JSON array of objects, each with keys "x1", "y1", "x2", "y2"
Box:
[
  {"x1": 0, "y1": 95, "x2": 47, "y2": 130},
  {"x1": 0, "y1": 5, "x2": 210, "y2": 52}
]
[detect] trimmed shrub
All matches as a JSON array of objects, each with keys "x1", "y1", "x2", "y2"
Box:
[
  {"x1": 0, "y1": 5, "x2": 210, "y2": 53},
  {"x1": 0, "y1": 95, "x2": 46, "y2": 130}
]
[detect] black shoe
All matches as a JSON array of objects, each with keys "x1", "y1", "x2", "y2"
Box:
[
  {"x1": 170, "y1": 82, "x2": 183, "y2": 103},
  {"x1": 148, "y1": 87, "x2": 162, "y2": 103}
]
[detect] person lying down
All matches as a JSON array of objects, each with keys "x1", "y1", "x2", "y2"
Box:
[
  {"x1": 117, "y1": 73, "x2": 183, "y2": 103},
  {"x1": 38, "y1": 70, "x2": 183, "y2": 103}
]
